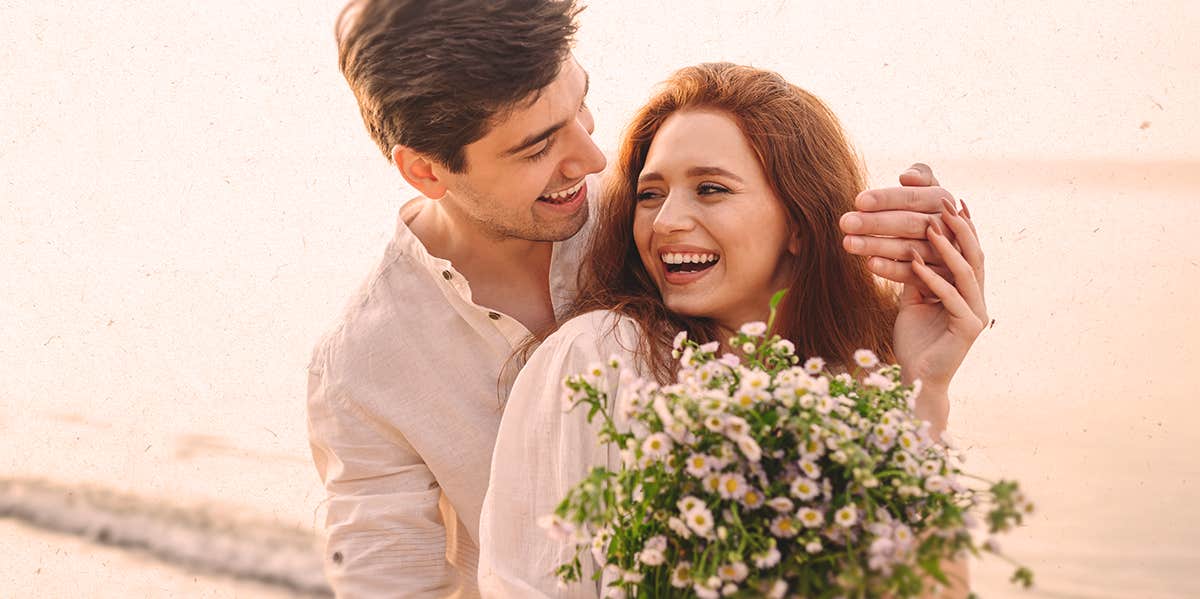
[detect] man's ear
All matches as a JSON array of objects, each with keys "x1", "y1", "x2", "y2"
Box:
[{"x1": 393, "y1": 145, "x2": 448, "y2": 200}]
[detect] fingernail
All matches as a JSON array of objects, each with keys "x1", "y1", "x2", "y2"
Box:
[
  {"x1": 929, "y1": 220, "x2": 945, "y2": 237},
  {"x1": 904, "y1": 167, "x2": 921, "y2": 177},
  {"x1": 910, "y1": 247, "x2": 925, "y2": 266},
  {"x1": 940, "y1": 197, "x2": 957, "y2": 215},
  {"x1": 846, "y1": 236, "x2": 864, "y2": 251},
  {"x1": 961, "y1": 199, "x2": 973, "y2": 219},
  {"x1": 841, "y1": 212, "x2": 863, "y2": 231}
]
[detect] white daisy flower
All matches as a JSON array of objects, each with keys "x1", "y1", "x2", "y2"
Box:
[
  {"x1": 925, "y1": 475, "x2": 948, "y2": 493},
  {"x1": 767, "y1": 580, "x2": 788, "y2": 599},
  {"x1": 740, "y1": 321, "x2": 768, "y2": 336},
  {"x1": 815, "y1": 395, "x2": 835, "y2": 414},
  {"x1": 740, "y1": 487, "x2": 765, "y2": 509},
  {"x1": 718, "y1": 561, "x2": 749, "y2": 582},
  {"x1": 736, "y1": 435, "x2": 762, "y2": 462},
  {"x1": 803, "y1": 357, "x2": 826, "y2": 375},
  {"x1": 805, "y1": 539, "x2": 823, "y2": 554},
  {"x1": 702, "y1": 473, "x2": 722, "y2": 494},
  {"x1": 639, "y1": 548, "x2": 665, "y2": 566},
  {"x1": 853, "y1": 349, "x2": 879, "y2": 369},
  {"x1": 717, "y1": 473, "x2": 748, "y2": 499},
  {"x1": 673, "y1": 331, "x2": 688, "y2": 350},
  {"x1": 719, "y1": 353, "x2": 741, "y2": 367},
  {"x1": 669, "y1": 516, "x2": 693, "y2": 538},
  {"x1": 741, "y1": 342, "x2": 756, "y2": 354},
  {"x1": 724, "y1": 416, "x2": 750, "y2": 438},
  {"x1": 693, "y1": 583, "x2": 720, "y2": 599},
  {"x1": 686, "y1": 506, "x2": 715, "y2": 537},
  {"x1": 685, "y1": 453, "x2": 713, "y2": 478},
  {"x1": 790, "y1": 477, "x2": 821, "y2": 501},
  {"x1": 536, "y1": 514, "x2": 575, "y2": 542},
  {"x1": 698, "y1": 340, "x2": 720, "y2": 354},
  {"x1": 767, "y1": 497, "x2": 795, "y2": 512},
  {"x1": 775, "y1": 339, "x2": 795, "y2": 355},
  {"x1": 670, "y1": 562, "x2": 693, "y2": 588},
  {"x1": 721, "y1": 583, "x2": 738, "y2": 596},
  {"x1": 753, "y1": 546, "x2": 782, "y2": 569},
  {"x1": 835, "y1": 505, "x2": 858, "y2": 527},
  {"x1": 704, "y1": 414, "x2": 725, "y2": 432},
  {"x1": 796, "y1": 507, "x2": 824, "y2": 528},
  {"x1": 920, "y1": 459, "x2": 942, "y2": 476},
  {"x1": 641, "y1": 432, "x2": 673, "y2": 460},
  {"x1": 769, "y1": 515, "x2": 800, "y2": 538},
  {"x1": 677, "y1": 495, "x2": 704, "y2": 514},
  {"x1": 798, "y1": 459, "x2": 821, "y2": 479}
]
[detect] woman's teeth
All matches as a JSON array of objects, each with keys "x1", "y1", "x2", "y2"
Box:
[
  {"x1": 662, "y1": 252, "x2": 719, "y2": 273},
  {"x1": 662, "y1": 253, "x2": 718, "y2": 265},
  {"x1": 539, "y1": 180, "x2": 585, "y2": 202}
]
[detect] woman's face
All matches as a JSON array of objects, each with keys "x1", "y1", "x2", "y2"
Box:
[{"x1": 633, "y1": 109, "x2": 794, "y2": 332}]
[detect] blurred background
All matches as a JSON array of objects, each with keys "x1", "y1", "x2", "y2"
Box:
[{"x1": 2, "y1": 1, "x2": 1198, "y2": 597}]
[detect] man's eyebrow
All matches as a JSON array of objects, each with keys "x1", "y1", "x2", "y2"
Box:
[
  {"x1": 637, "y1": 167, "x2": 744, "y2": 185},
  {"x1": 502, "y1": 122, "x2": 567, "y2": 157},
  {"x1": 501, "y1": 70, "x2": 590, "y2": 158}
]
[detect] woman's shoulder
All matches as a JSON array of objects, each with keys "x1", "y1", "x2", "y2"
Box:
[{"x1": 540, "y1": 309, "x2": 643, "y2": 361}]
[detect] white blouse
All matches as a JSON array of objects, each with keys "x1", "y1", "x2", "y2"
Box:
[{"x1": 478, "y1": 310, "x2": 645, "y2": 598}]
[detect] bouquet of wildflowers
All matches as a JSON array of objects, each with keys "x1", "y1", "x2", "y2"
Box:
[{"x1": 543, "y1": 294, "x2": 1033, "y2": 598}]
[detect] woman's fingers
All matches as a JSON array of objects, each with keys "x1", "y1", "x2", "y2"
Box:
[
  {"x1": 867, "y1": 257, "x2": 954, "y2": 290},
  {"x1": 930, "y1": 203, "x2": 987, "y2": 319},
  {"x1": 909, "y1": 246, "x2": 982, "y2": 332},
  {"x1": 938, "y1": 198, "x2": 985, "y2": 293}
]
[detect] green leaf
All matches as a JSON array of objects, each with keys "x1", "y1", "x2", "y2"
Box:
[{"x1": 770, "y1": 288, "x2": 789, "y2": 310}]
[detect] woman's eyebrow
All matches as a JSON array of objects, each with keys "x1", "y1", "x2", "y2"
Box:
[{"x1": 686, "y1": 166, "x2": 743, "y2": 182}]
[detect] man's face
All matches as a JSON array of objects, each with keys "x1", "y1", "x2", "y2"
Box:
[{"x1": 437, "y1": 57, "x2": 606, "y2": 242}]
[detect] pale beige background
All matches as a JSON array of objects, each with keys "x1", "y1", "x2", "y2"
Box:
[{"x1": 2, "y1": 1, "x2": 1198, "y2": 597}]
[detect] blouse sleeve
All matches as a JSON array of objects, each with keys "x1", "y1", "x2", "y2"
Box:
[{"x1": 478, "y1": 312, "x2": 636, "y2": 599}]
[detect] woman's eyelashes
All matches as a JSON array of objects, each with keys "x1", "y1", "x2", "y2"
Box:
[{"x1": 636, "y1": 182, "x2": 733, "y2": 202}]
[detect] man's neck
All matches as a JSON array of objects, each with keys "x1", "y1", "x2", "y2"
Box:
[
  {"x1": 404, "y1": 197, "x2": 553, "y2": 279},
  {"x1": 402, "y1": 197, "x2": 557, "y2": 333}
]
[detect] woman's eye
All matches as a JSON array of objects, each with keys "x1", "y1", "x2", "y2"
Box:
[
  {"x1": 698, "y1": 183, "x2": 730, "y2": 195},
  {"x1": 635, "y1": 190, "x2": 662, "y2": 202}
]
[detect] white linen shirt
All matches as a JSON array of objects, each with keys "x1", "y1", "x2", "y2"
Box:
[
  {"x1": 306, "y1": 182, "x2": 596, "y2": 598},
  {"x1": 478, "y1": 310, "x2": 642, "y2": 599}
]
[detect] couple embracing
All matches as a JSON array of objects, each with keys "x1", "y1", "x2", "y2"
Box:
[{"x1": 307, "y1": 1, "x2": 988, "y2": 598}]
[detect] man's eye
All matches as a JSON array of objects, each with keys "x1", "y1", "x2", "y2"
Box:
[{"x1": 526, "y1": 140, "x2": 554, "y2": 162}]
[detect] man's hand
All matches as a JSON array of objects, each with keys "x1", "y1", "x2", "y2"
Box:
[{"x1": 840, "y1": 163, "x2": 980, "y2": 296}]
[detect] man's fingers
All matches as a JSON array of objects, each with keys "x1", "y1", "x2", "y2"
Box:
[
  {"x1": 854, "y1": 185, "x2": 956, "y2": 214},
  {"x1": 898, "y1": 162, "x2": 939, "y2": 187},
  {"x1": 841, "y1": 210, "x2": 958, "y2": 241}
]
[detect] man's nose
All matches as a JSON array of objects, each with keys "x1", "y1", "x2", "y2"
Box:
[{"x1": 561, "y1": 114, "x2": 606, "y2": 180}]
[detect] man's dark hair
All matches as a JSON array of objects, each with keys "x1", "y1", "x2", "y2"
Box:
[{"x1": 335, "y1": 0, "x2": 581, "y2": 173}]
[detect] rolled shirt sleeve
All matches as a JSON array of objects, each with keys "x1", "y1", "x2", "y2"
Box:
[{"x1": 308, "y1": 361, "x2": 469, "y2": 598}]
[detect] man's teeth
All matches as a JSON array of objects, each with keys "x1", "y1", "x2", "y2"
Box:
[
  {"x1": 661, "y1": 253, "x2": 718, "y2": 265},
  {"x1": 541, "y1": 180, "x2": 585, "y2": 200}
]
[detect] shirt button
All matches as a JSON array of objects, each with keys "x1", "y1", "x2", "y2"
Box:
[
  {"x1": 488, "y1": 312, "x2": 501, "y2": 320},
  {"x1": 442, "y1": 271, "x2": 453, "y2": 280}
]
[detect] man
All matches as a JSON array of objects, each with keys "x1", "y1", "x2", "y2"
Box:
[{"x1": 306, "y1": 1, "x2": 974, "y2": 597}]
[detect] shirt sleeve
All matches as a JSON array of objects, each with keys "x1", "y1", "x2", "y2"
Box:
[
  {"x1": 478, "y1": 314, "x2": 631, "y2": 599},
  {"x1": 307, "y1": 359, "x2": 469, "y2": 598}
]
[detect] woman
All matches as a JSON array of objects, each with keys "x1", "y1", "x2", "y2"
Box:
[{"x1": 478, "y1": 63, "x2": 985, "y2": 598}]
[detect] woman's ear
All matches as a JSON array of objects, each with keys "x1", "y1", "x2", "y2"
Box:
[
  {"x1": 392, "y1": 145, "x2": 448, "y2": 200},
  {"x1": 787, "y1": 233, "x2": 801, "y2": 256}
]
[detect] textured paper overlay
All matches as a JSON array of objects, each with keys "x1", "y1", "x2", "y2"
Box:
[{"x1": 2, "y1": 1, "x2": 1198, "y2": 597}]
